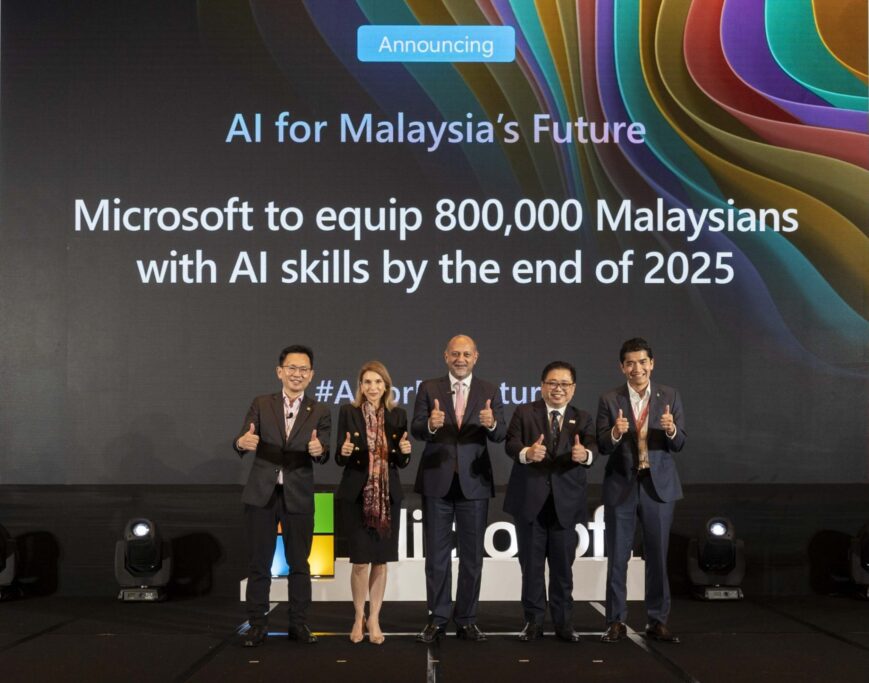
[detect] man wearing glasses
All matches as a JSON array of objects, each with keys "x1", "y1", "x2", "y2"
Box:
[
  {"x1": 504, "y1": 361, "x2": 595, "y2": 642},
  {"x1": 234, "y1": 345, "x2": 331, "y2": 647}
]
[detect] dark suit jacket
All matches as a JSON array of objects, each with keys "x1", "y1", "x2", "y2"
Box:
[
  {"x1": 411, "y1": 375, "x2": 506, "y2": 499},
  {"x1": 596, "y1": 383, "x2": 686, "y2": 506},
  {"x1": 234, "y1": 393, "x2": 331, "y2": 513},
  {"x1": 335, "y1": 403, "x2": 410, "y2": 503},
  {"x1": 504, "y1": 400, "x2": 596, "y2": 528}
]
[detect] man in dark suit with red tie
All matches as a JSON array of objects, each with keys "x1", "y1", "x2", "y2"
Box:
[
  {"x1": 597, "y1": 338, "x2": 686, "y2": 644},
  {"x1": 412, "y1": 335, "x2": 506, "y2": 642},
  {"x1": 234, "y1": 345, "x2": 331, "y2": 647},
  {"x1": 504, "y1": 361, "x2": 596, "y2": 642}
]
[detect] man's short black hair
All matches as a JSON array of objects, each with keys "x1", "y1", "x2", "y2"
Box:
[
  {"x1": 619, "y1": 338, "x2": 653, "y2": 363},
  {"x1": 541, "y1": 360, "x2": 576, "y2": 383},
  {"x1": 279, "y1": 345, "x2": 314, "y2": 367}
]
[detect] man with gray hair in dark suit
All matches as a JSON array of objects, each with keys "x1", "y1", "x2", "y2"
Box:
[{"x1": 412, "y1": 334, "x2": 506, "y2": 643}]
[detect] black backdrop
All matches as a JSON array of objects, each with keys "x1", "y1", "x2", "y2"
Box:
[
  {"x1": 2, "y1": 1, "x2": 866, "y2": 488},
  {"x1": 2, "y1": 0, "x2": 868, "y2": 598}
]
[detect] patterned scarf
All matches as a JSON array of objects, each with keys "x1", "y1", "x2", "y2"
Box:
[{"x1": 362, "y1": 402, "x2": 391, "y2": 538}]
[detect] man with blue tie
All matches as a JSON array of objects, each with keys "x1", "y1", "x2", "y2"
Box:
[
  {"x1": 412, "y1": 335, "x2": 506, "y2": 642},
  {"x1": 597, "y1": 338, "x2": 686, "y2": 644}
]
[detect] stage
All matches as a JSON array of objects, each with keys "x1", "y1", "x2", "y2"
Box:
[
  {"x1": 3, "y1": 1, "x2": 868, "y2": 680},
  {"x1": 0, "y1": 596, "x2": 866, "y2": 682}
]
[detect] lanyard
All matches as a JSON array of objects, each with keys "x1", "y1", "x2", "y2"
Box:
[{"x1": 632, "y1": 398, "x2": 650, "y2": 430}]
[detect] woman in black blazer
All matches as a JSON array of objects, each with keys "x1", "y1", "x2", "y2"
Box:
[{"x1": 336, "y1": 361, "x2": 411, "y2": 644}]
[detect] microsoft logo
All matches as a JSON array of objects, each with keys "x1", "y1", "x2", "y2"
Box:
[{"x1": 271, "y1": 492, "x2": 335, "y2": 578}]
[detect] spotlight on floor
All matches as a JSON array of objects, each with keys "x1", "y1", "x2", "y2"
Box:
[
  {"x1": 687, "y1": 516, "x2": 745, "y2": 600},
  {"x1": 115, "y1": 518, "x2": 172, "y2": 601},
  {"x1": 849, "y1": 523, "x2": 869, "y2": 598},
  {"x1": 0, "y1": 524, "x2": 18, "y2": 600}
]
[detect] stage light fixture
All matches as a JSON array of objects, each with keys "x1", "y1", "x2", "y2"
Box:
[
  {"x1": 132, "y1": 521, "x2": 151, "y2": 538},
  {"x1": 114, "y1": 518, "x2": 172, "y2": 602},
  {"x1": 848, "y1": 523, "x2": 869, "y2": 598},
  {"x1": 687, "y1": 516, "x2": 745, "y2": 600},
  {"x1": 0, "y1": 524, "x2": 17, "y2": 599},
  {"x1": 709, "y1": 520, "x2": 728, "y2": 537}
]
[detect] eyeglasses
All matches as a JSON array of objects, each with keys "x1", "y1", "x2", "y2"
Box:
[
  {"x1": 542, "y1": 381, "x2": 574, "y2": 390},
  {"x1": 280, "y1": 365, "x2": 311, "y2": 375}
]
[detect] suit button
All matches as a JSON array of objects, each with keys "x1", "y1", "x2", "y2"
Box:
[
  {"x1": 391, "y1": 449, "x2": 396, "y2": 453},
  {"x1": 354, "y1": 447, "x2": 360, "y2": 452}
]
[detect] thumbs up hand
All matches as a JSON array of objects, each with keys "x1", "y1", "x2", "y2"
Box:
[
  {"x1": 571, "y1": 434, "x2": 589, "y2": 463},
  {"x1": 527, "y1": 434, "x2": 547, "y2": 462},
  {"x1": 612, "y1": 408, "x2": 629, "y2": 440},
  {"x1": 340, "y1": 432, "x2": 354, "y2": 457},
  {"x1": 429, "y1": 398, "x2": 445, "y2": 431},
  {"x1": 660, "y1": 404, "x2": 676, "y2": 436},
  {"x1": 307, "y1": 429, "x2": 323, "y2": 457},
  {"x1": 237, "y1": 422, "x2": 260, "y2": 451},
  {"x1": 479, "y1": 399, "x2": 495, "y2": 428},
  {"x1": 399, "y1": 431, "x2": 412, "y2": 455}
]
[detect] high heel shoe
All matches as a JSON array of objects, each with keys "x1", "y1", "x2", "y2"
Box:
[
  {"x1": 366, "y1": 617, "x2": 385, "y2": 645},
  {"x1": 350, "y1": 618, "x2": 365, "y2": 644}
]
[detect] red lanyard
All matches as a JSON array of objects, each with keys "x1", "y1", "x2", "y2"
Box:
[{"x1": 632, "y1": 399, "x2": 650, "y2": 429}]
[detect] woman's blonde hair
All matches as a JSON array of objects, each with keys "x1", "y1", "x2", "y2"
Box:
[{"x1": 352, "y1": 360, "x2": 395, "y2": 410}]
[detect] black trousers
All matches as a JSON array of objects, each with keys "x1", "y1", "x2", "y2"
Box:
[
  {"x1": 422, "y1": 474, "x2": 488, "y2": 627},
  {"x1": 244, "y1": 486, "x2": 313, "y2": 627},
  {"x1": 514, "y1": 494, "x2": 578, "y2": 628},
  {"x1": 604, "y1": 471, "x2": 674, "y2": 624}
]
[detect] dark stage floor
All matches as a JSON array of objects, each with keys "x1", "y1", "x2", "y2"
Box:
[{"x1": 0, "y1": 596, "x2": 867, "y2": 682}]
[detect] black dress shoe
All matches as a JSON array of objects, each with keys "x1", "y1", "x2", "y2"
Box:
[
  {"x1": 601, "y1": 621, "x2": 627, "y2": 643},
  {"x1": 416, "y1": 623, "x2": 446, "y2": 643},
  {"x1": 456, "y1": 623, "x2": 487, "y2": 641},
  {"x1": 518, "y1": 622, "x2": 543, "y2": 641},
  {"x1": 243, "y1": 624, "x2": 267, "y2": 647},
  {"x1": 645, "y1": 621, "x2": 680, "y2": 643},
  {"x1": 554, "y1": 626, "x2": 581, "y2": 643},
  {"x1": 287, "y1": 624, "x2": 318, "y2": 643}
]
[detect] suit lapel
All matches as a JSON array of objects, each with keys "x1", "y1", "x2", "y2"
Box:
[
  {"x1": 287, "y1": 395, "x2": 315, "y2": 442},
  {"x1": 271, "y1": 394, "x2": 287, "y2": 442},
  {"x1": 535, "y1": 400, "x2": 561, "y2": 459},
  {"x1": 462, "y1": 377, "x2": 484, "y2": 428},
  {"x1": 533, "y1": 400, "x2": 549, "y2": 442},
  {"x1": 438, "y1": 376, "x2": 457, "y2": 426},
  {"x1": 383, "y1": 408, "x2": 400, "y2": 440},
  {"x1": 617, "y1": 386, "x2": 633, "y2": 427},
  {"x1": 556, "y1": 405, "x2": 576, "y2": 452},
  {"x1": 625, "y1": 384, "x2": 657, "y2": 430},
  {"x1": 354, "y1": 405, "x2": 369, "y2": 444},
  {"x1": 648, "y1": 383, "x2": 664, "y2": 429}
]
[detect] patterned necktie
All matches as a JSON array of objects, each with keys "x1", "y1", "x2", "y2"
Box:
[
  {"x1": 454, "y1": 381, "x2": 465, "y2": 427},
  {"x1": 550, "y1": 410, "x2": 561, "y2": 453}
]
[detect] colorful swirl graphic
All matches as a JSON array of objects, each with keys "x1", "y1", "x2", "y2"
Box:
[{"x1": 227, "y1": 0, "x2": 868, "y2": 372}]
